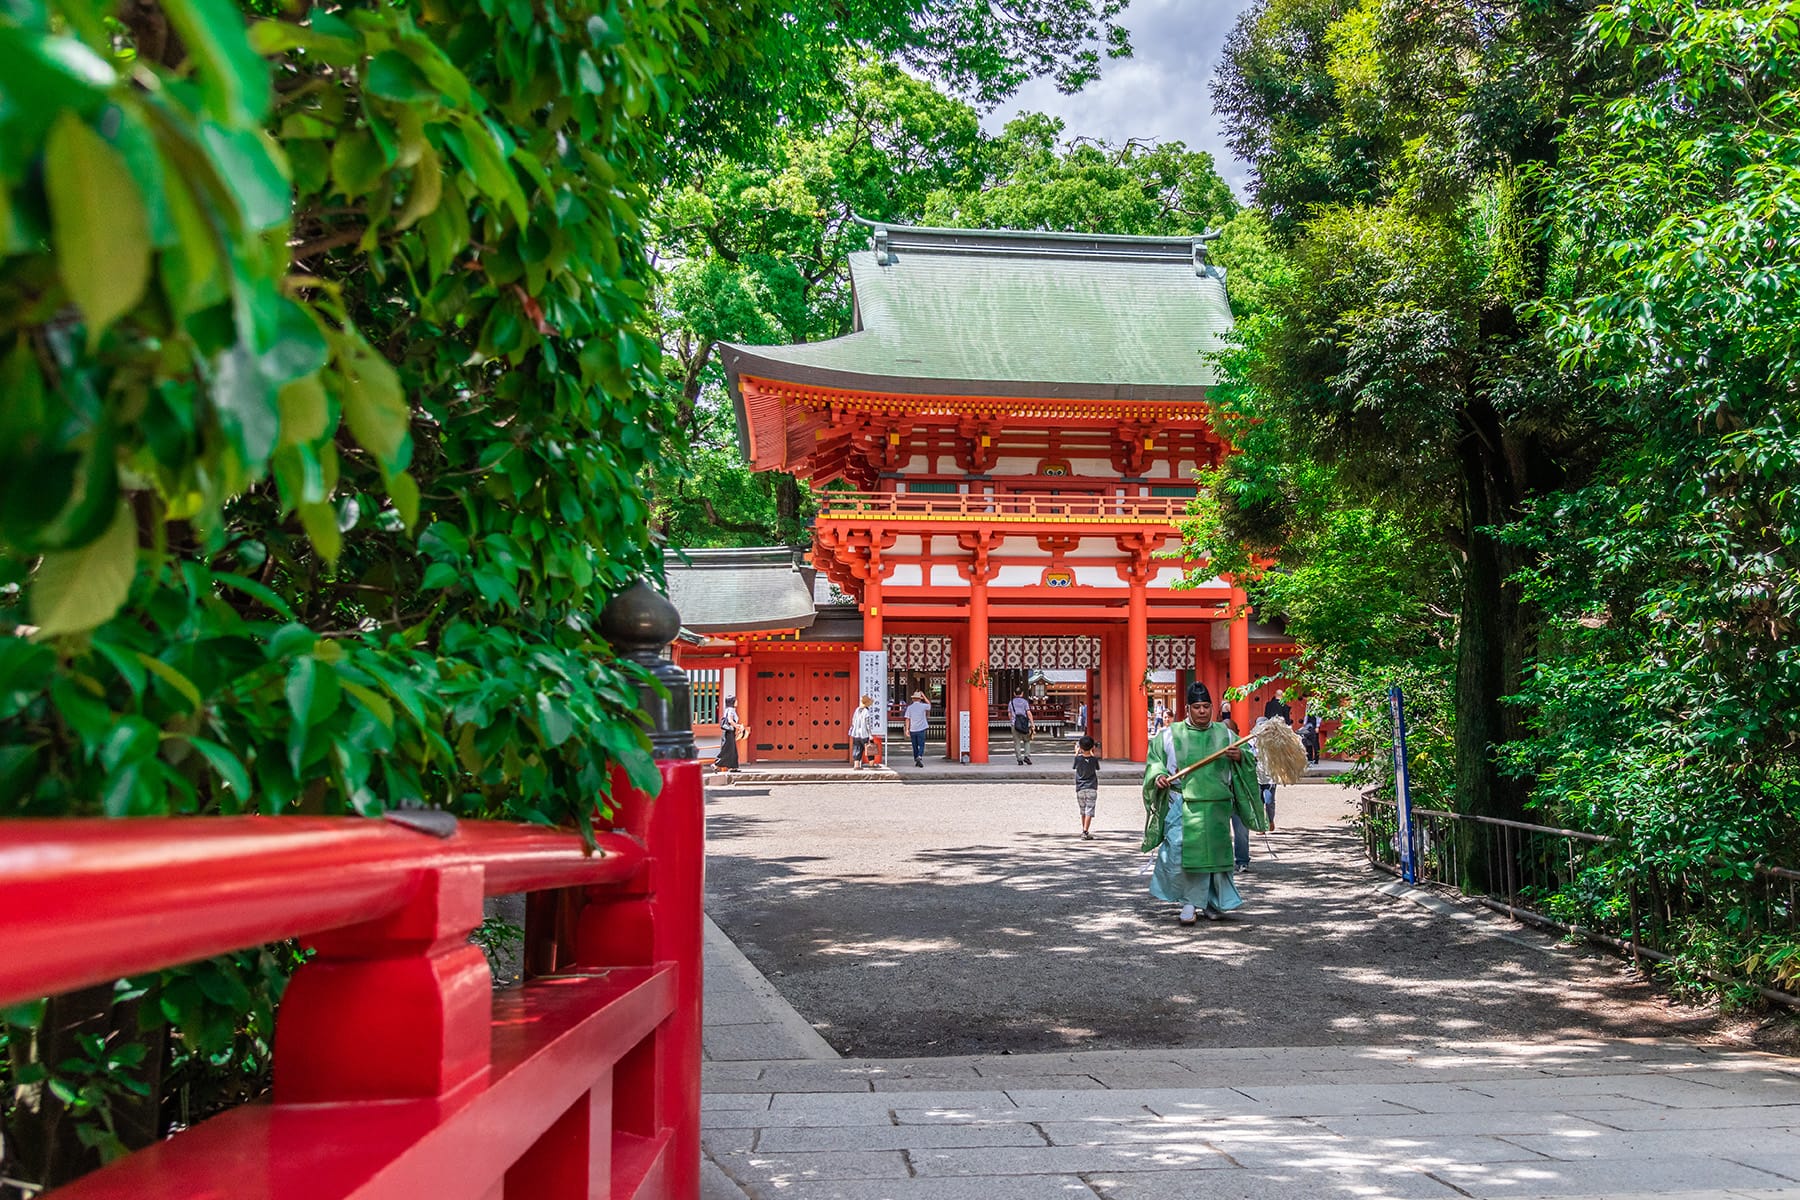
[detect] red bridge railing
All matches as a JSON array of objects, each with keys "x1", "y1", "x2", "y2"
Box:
[
  {"x1": 0, "y1": 583, "x2": 707, "y2": 1200},
  {"x1": 0, "y1": 760, "x2": 702, "y2": 1200}
]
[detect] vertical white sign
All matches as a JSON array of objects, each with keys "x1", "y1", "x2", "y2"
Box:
[
  {"x1": 859, "y1": 651, "x2": 888, "y2": 739},
  {"x1": 958, "y1": 710, "x2": 971, "y2": 762}
]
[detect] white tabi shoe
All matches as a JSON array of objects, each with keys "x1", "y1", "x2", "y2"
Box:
[{"x1": 1178, "y1": 903, "x2": 1198, "y2": 925}]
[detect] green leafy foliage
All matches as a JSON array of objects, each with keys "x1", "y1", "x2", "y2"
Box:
[
  {"x1": 1208, "y1": 0, "x2": 1800, "y2": 1003},
  {"x1": 0, "y1": 0, "x2": 1140, "y2": 1184},
  {"x1": 1498, "y1": 0, "x2": 1800, "y2": 993}
]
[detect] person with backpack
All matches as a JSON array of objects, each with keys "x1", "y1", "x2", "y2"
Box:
[
  {"x1": 1301, "y1": 712, "x2": 1321, "y2": 765},
  {"x1": 1007, "y1": 692, "x2": 1034, "y2": 764},
  {"x1": 903, "y1": 691, "x2": 931, "y2": 767}
]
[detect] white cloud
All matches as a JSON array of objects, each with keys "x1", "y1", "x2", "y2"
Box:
[{"x1": 981, "y1": 0, "x2": 1258, "y2": 197}]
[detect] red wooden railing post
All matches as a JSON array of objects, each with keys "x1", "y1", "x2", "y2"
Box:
[
  {"x1": 274, "y1": 863, "x2": 492, "y2": 1103},
  {"x1": 583, "y1": 583, "x2": 703, "y2": 1200}
]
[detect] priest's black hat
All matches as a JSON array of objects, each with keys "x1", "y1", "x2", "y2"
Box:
[{"x1": 1186, "y1": 680, "x2": 1212, "y2": 706}]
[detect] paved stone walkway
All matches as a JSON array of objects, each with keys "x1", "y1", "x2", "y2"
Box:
[
  {"x1": 700, "y1": 913, "x2": 1800, "y2": 1200},
  {"x1": 696, "y1": 778, "x2": 1800, "y2": 1198}
]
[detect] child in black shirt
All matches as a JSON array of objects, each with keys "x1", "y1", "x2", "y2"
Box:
[{"x1": 1073, "y1": 735, "x2": 1100, "y2": 840}]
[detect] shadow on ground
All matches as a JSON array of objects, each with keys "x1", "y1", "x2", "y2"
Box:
[{"x1": 703, "y1": 782, "x2": 1716, "y2": 1058}]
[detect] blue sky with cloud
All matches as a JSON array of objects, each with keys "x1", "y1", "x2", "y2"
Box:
[{"x1": 981, "y1": 0, "x2": 1259, "y2": 197}]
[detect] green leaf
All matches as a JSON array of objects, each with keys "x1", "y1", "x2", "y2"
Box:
[
  {"x1": 298, "y1": 498, "x2": 341, "y2": 563},
  {"x1": 334, "y1": 336, "x2": 411, "y2": 472},
  {"x1": 30, "y1": 500, "x2": 137, "y2": 637},
  {"x1": 44, "y1": 113, "x2": 151, "y2": 348},
  {"x1": 160, "y1": 172, "x2": 227, "y2": 315},
  {"x1": 161, "y1": 0, "x2": 272, "y2": 125},
  {"x1": 385, "y1": 470, "x2": 420, "y2": 529},
  {"x1": 135, "y1": 653, "x2": 204, "y2": 711},
  {"x1": 395, "y1": 144, "x2": 444, "y2": 231},
  {"x1": 330, "y1": 130, "x2": 387, "y2": 198},
  {"x1": 0, "y1": 27, "x2": 113, "y2": 180},
  {"x1": 537, "y1": 692, "x2": 574, "y2": 746},
  {"x1": 365, "y1": 52, "x2": 436, "y2": 102},
  {"x1": 342, "y1": 681, "x2": 394, "y2": 730},
  {"x1": 446, "y1": 115, "x2": 528, "y2": 226},
  {"x1": 277, "y1": 375, "x2": 331, "y2": 446},
  {"x1": 197, "y1": 125, "x2": 290, "y2": 231}
]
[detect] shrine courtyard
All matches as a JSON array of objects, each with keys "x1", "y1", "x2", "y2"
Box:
[{"x1": 695, "y1": 779, "x2": 1800, "y2": 1200}]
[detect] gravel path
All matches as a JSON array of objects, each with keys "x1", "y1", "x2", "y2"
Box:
[{"x1": 703, "y1": 779, "x2": 1720, "y2": 1058}]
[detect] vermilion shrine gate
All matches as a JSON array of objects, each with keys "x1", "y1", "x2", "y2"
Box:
[{"x1": 676, "y1": 221, "x2": 1299, "y2": 764}]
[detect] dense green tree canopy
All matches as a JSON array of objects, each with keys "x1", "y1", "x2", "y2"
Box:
[
  {"x1": 0, "y1": 0, "x2": 1137, "y2": 1185},
  {"x1": 1198, "y1": 0, "x2": 1800, "y2": 995}
]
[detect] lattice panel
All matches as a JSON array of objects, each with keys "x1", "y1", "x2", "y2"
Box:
[
  {"x1": 888, "y1": 635, "x2": 951, "y2": 671},
  {"x1": 1146, "y1": 636, "x2": 1198, "y2": 671},
  {"x1": 989, "y1": 636, "x2": 1101, "y2": 670}
]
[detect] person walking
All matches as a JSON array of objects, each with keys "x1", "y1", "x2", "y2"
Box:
[
  {"x1": 1253, "y1": 715, "x2": 1279, "y2": 832},
  {"x1": 849, "y1": 695, "x2": 877, "y2": 769},
  {"x1": 1076, "y1": 700, "x2": 1089, "y2": 733},
  {"x1": 1151, "y1": 700, "x2": 1169, "y2": 735},
  {"x1": 1007, "y1": 692, "x2": 1034, "y2": 764},
  {"x1": 1301, "y1": 712, "x2": 1321, "y2": 765},
  {"x1": 903, "y1": 690, "x2": 931, "y2": 767},
  {"x1": 714, "y1": 695, "x2": 741, "y2": 771},
  {"x1": 1142, "y1": 681, "x2": 1265, "y2": 925},
  {"x1": 1073, "y1": 735, "x2": 1100, "y2": 839}
]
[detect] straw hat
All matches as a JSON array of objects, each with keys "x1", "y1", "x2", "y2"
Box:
[{"x1": 911, "y1": 691, "x2": 926, "y2": 700}]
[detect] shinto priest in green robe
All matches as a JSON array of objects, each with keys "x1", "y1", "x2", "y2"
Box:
[{"x1": 1141, "y1": 681, "x2": 1266, "y2": 918}]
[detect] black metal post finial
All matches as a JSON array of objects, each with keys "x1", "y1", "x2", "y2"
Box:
[{"x1": 600, "y1": 580, "x2": 695, "y2": 761}]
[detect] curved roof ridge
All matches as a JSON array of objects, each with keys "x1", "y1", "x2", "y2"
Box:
[{"x1": 848, "y1": 212, "x2": 1220, "y2": 260}]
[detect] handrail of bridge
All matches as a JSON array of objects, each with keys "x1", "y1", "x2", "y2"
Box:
[
  {"x1": 0, "y1": 583, "x2": 705, "y2": 1200},
  {"x1": 0, "y1": 761, "x2": 702, "y2": 1200},
  {"x1": 813, "y1": 490, "x2": 1191, "y2": 523}
]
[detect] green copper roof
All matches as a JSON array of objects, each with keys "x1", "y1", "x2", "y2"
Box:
[{"x1": 722, "y1": 221, "x2": 1233, "y2": 403}]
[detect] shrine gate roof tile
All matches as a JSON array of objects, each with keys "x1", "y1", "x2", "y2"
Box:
[
  {"x1": 665, "y1": 548, "x2": 818, "y2": 635},
  {"x1": 722, "y1": 221, "x2": 1233, "y2": 406}
]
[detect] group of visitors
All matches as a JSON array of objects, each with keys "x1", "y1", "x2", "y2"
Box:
[{"x1": 844, "y1": 689, "x2": 1045, "y2": 768}]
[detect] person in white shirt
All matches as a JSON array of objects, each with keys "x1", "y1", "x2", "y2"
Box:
[
  {"x1": 903, "y1": 691, "x2": 931, "y2": 767},
  {"x1": 849, "y1": 695, "x2": 877, "y2": 769},
  {"x1": 1007, "y1": 693, "x2": 1034, "y2": 764}
]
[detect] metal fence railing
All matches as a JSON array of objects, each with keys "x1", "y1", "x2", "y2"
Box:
[{"x1": 1361, "y1": 796, "x2": 1800, "y2": 1007}]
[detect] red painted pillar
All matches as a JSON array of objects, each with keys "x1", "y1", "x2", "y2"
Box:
[
  {"x1": 1101, "y1": 626, "x2": 1127, "y2": 760},
  {"x1": 949, "y1": 623, "x2": 966, "y2": 761},
  {"x1": 969, "y1": 579, "x2": 990, "y2": 764},
  {"x1": 1127, "y1": 577, "x2": 1149, "y2": 763},
  {"x1": 1229, "y1": 584, "x2": 1251, "y2": 726},
  {"x1": 862, "y1": 575, "x2": 883, "y2": 652}
]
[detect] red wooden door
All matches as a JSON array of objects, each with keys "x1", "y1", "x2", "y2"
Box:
[{"x1": 750, "y1": 657, "x2": 856, "y2": 760}]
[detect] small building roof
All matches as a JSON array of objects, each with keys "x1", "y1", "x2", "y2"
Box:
[
  {"x1": 723, "y1": 219, "x2": 1233, "y2": 409},
  {"x1": 664, "y1": 548, "x2": 817, "y2": 635}
]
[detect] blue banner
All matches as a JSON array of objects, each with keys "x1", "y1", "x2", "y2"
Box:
[{"x1": 1390, "y1": 686, "x2": 1417, "y2": 884}]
